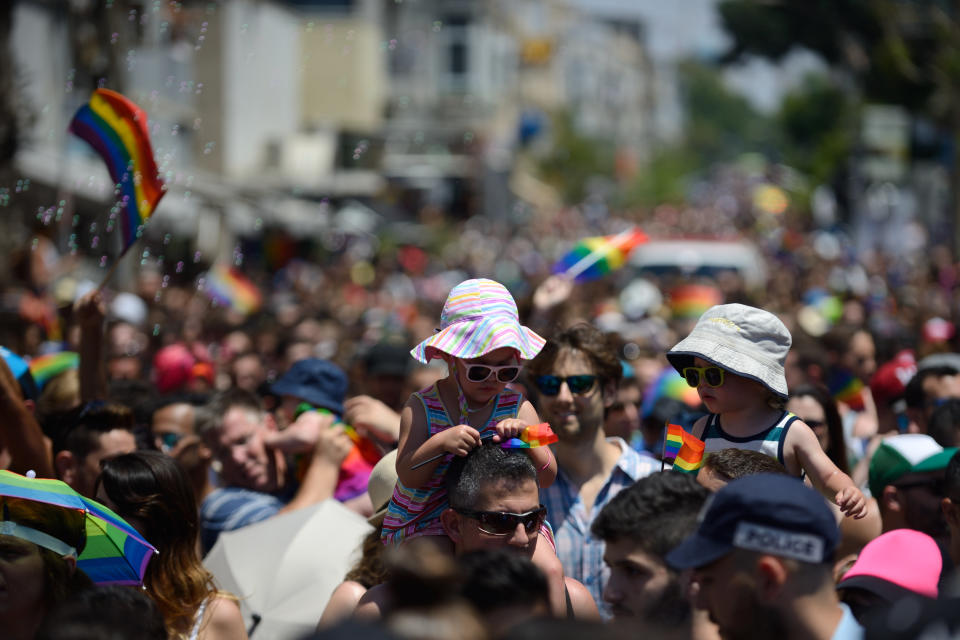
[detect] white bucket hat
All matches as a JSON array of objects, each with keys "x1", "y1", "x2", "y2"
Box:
[{"x1": 667, "y1": 303, "x2": 791, "y2": 399}]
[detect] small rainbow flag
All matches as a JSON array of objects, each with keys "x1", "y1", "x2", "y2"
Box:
[
  {"x1": 69, "y1": 89, "x2": 164, "y2": 255},
  {"x1": 828, "y1": 370, "x2": 865, "y2": 411},
  {"x1": 500, "y1": 423, "x2": 558, "y2": 449},
  {"x1": 553, "y1": 229, "x2": 648, "y2": 282},
  {"x1": 28, "y1": 351, "x2": 79, "y2": 390},
  {"x1": 296, "y1": 409, "x2": 382, "y2": 503},
  {"x1": 669, "y1": 284, "x2": 723, "y2": 320},
  {"x1": 204, "y1": 265, "x2": 263, "y2": 315},
  {"x1": 669, "y1": 425, "x2": 705, "y2": 474},
  {"x1": 664, "y1": 423, "x2": 685, "y2": 458}
]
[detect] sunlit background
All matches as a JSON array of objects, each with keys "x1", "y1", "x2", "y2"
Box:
[{"x1": 1, "y1": 0, "x2": 957, "y2": 358}]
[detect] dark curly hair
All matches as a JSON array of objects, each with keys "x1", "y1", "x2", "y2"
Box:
[
  {"x1": 526, "y1": 322, "x2": 622, "y2": 388},
  {"x1": 446, "y1": 445, "x2": 536, "y2": 511},
  {"x1": 591, "y1": 472, "x2": 708, "y2": 558}
]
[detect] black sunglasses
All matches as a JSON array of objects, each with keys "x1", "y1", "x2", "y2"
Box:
[
  {"x1": 454, "y1": 505, "x2": 547, "y2": 536},
  {"x1": 534, "y1": 375, "x2": 598, "y2": 397},
  {"x1": 461, "y1": 362, "x2": 522, "y2": 384}
]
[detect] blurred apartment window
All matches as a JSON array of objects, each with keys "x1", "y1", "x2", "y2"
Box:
[{"x1": 439, "y1": 14, "x2": 470, "y2": 93}]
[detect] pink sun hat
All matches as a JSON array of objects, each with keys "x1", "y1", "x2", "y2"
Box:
[
  {"x1": 837, "y1": 529, "x2": 941, "y2": 601},
  {"x1": 411, "y1": 278, "x2": 546, "y2": 364}
]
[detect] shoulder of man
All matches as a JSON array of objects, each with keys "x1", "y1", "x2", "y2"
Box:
[
  {"x1": 200, "y1": 486, "x2": 285, "y2": 531},
  {"x1": 563, "y1": 576, "x2": 601, "y2": 621},
  {"x1": 609, "y1": 437, "x2": 659, "y2": 481}
]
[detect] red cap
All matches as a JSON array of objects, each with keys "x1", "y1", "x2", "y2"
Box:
[{"x1": 869, "y1": 349, "x2": 916, "y2": 406}]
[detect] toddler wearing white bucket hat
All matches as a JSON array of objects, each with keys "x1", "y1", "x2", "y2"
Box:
[{"x1": 668, "y1": 303, "x2": 867, "y2": 519}]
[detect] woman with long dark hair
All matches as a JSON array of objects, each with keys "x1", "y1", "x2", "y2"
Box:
[
  {"x1": 96, "y1": 451, "x2": 247, "y2": 640},
  {"x1": 787, "y1": 383, "x2": 850, "y2": 475}
]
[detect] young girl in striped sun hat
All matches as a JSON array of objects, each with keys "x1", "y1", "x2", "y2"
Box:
[{"x1": 381, "y1": 278, "x2": 567, "y2": 609}]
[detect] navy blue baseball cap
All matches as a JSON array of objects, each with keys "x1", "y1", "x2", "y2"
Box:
[
  {"x1": 666, "y1": 473, "x2": 838, "y2": 570},
  {"x1": 270, "y1": 358, "x2": 347, "y2": 416}
]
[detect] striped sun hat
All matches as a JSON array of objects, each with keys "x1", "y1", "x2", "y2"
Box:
[{"x1": 412, "y1": 278, "x2": 546, "y2": 364}]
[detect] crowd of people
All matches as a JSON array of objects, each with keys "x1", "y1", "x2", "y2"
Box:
[{"x1": 3, "y1": 164, "x2": 960, "y2": 639}]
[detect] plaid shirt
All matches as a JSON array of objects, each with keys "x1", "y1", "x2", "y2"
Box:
[{"x1": 540, "y1": 438, "x2": 659, "y2": 616}]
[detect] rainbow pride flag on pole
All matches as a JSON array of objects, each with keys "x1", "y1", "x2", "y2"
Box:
[
  {"x1": 553, "y1": 228, "x2": 648, "y2": 282},
  {"x1": 69, "y1": 89, "x2": 165, "y2": 255},
  {"x1": 665, "y1": 424, "x2": 705, "y2": 474},
  {"x1": 203, "y1": 265, "x2": 263, "y2": 315},
  {"x1": 664, "y1": 423, "x2": 685, "y2": 459}
]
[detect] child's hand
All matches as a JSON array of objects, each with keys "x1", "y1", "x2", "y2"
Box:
[
  {"x1": 835, "y1": 486, "x2": 867, "y2": 519},
  {"x1": 493, "y1": 418, "x2": 525, "y2": 443},
  {"x1": 439, "y1": 424, "x2": 482, "y2": 457}
]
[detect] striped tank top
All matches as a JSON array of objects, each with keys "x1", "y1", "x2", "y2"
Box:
[
  {"x1": 701, "y1": 411, "x2": 799, "y2": 470},
  {"x1": 381, "y1": 384, "x2": 522, "y2": 545}
]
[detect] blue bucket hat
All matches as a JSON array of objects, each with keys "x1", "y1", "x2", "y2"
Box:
[
  {"x1": 270, "y1": 358, "x2": 347, "y2": 416},
  {"x1": 666, "y1": 474, "x2": 838, "y2": 570}
]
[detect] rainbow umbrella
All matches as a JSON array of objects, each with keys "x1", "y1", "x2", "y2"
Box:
[{"x1": 0, "y1": 470, "x2": 157, "y2": 585}]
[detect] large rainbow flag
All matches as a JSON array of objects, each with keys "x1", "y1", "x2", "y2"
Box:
[
  {"x1": 69, "y1": 89, "x2": 165, "y2": 255},
  {"x1": 553, "y1": 229, "x2": 648, "y2": 282}
]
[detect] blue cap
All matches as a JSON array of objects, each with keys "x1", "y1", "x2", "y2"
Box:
[
  {"x1": 666, "y1": 474, "x2": 838, "y2": 570},
  {"x1": 270, "y1": 358, "x2": 347, "y2": 416}
]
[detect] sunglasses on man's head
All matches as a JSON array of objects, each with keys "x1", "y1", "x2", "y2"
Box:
[
  {"x1": 454, "y1": 505, "x2": 547, "y2": 536},
  {"x1": 682, "y1": 366, "x2": 725, "y2": 388},
  {"x1": 461, "y1": 362, "x2": 521, "y2": 384},
  {"x1": 534, "y1": 375, "x2": 598, "y2": 397}
]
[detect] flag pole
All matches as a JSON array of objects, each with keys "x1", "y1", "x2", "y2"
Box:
[
  {"x1": 660, "y1": 421, "x2": 668, "y2": 472},
  {"x1": 563, "y1": 227, "x2": 640, "y2": 280},
  {"x1": 95, "y1": 252, "x2": 127, "y2": 292},
  {"x1": 96, "y1": 231, "x2": 141, "y2": 292}
]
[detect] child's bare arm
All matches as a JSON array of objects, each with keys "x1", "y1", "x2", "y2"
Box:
[
  {"x1": 787, "y1": 421, "x2": 866, "y2": 518},
  {"x1": 396, "y1": 398, "x2": 481, "y2": 488},
  {"x1": 495, "y1": 401, "x2": 557, "y2": 488}
]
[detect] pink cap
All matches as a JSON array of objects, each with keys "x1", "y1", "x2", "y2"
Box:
[{"x1": 838, "y1": 529, "x2": 941, "y2": 599}]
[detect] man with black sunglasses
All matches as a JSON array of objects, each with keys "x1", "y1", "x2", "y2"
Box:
[
  {"x1": 526, "y1": 323, "x2": 658, "y2": 618},
  {"x1": 354, "y1": 444, "x2": 600, "y2": 620}
]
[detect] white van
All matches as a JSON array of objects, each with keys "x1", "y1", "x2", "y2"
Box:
[{"x1": 627, "y1": 238, "x2": 767, "y2": 289}]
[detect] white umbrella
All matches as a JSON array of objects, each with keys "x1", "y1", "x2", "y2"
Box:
[{"x1": 204, "y1": 499, "x2": 372, "y2": 639}]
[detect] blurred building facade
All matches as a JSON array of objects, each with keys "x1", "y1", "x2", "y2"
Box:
[{"x1": 6, "y1": 0, "x2": 655, "y2": 271}]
